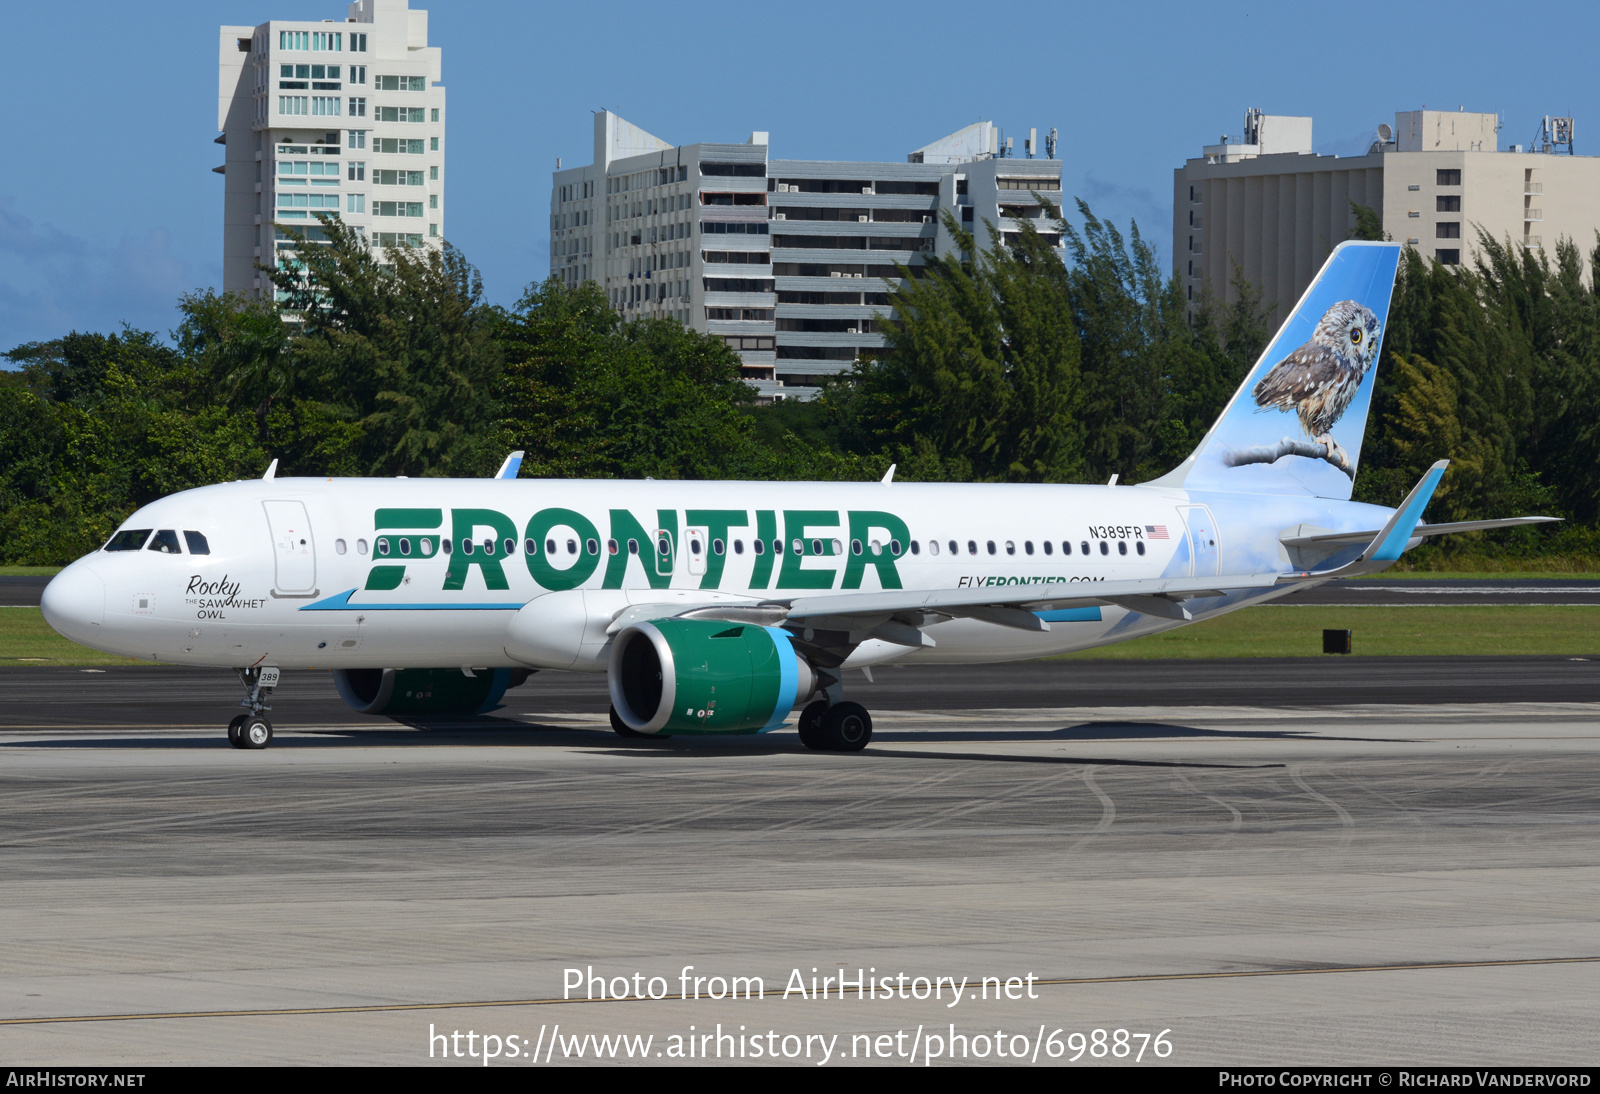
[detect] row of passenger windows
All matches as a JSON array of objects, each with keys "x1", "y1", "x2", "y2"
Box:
[
  {"x1": 103, "y1": 529, "x2": 210, "y2": 554},
  {"x1": 332, "y1": 535, "x2": 1145, "y2": 559}
]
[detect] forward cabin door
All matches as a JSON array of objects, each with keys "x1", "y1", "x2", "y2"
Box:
[
  {"x1": 1178, "y1": 505, "x2": 1220, "y2": 577},
  {"x1": 263, "y1": 500, "x2": 317, "y2": 595}
]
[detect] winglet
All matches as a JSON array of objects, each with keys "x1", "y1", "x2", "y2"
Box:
[
  {"x1": 1278, "y1": 459, "x2": 1449, "y2": 583},
  {"x1": 494, "y1": 451, "x2": 524, "y2": 480},
  {"x1": 880, "y1": 463, "x2": 896, "y2": 485},
  {"x1": 263, "y1": 459, "x2": 278, "y2": 481},
  {"x1": 1363, "y1": 459, "x2": 1449, "y2": 562}
]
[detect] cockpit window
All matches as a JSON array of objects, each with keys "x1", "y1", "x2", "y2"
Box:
[
  {"x1": 105, "y1": 529, "x2": 152, "y2": 551},
  {"x1": 147, "y1": 530, "x2": 183, "y2": 554},
  {"x1": 183, "y1": 531, "x2": 211, "y2": 555}
]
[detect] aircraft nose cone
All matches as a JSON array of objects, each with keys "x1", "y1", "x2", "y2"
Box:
[{"x1": 41, "y1": 565, "x2": 106, "y2": 640}]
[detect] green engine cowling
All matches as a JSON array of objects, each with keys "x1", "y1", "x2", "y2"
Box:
[
  {"x1": 608, "y1": 619, "x2": 816, "y2": 735},
  {"x1": 333, "y1": 667, "x2": 529, "y2": 716}
]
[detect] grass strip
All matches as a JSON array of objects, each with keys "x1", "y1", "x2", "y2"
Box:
[{"x1": 0, "y1": 607, "x2": 145, "y2": 665}]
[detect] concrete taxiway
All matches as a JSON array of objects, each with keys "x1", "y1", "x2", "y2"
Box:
[{"x1": 0, "y1": 660, "x2": 1597, "y2": 1066}]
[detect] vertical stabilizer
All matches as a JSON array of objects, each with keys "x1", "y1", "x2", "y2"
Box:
[{"x1": 1149, "y1": 241, "x2": 1402, "y2": 499}]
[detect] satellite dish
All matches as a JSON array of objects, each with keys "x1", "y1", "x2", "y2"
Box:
[{"x1": 1377, "y1": 123, "x2": 1393, "y2": 142}]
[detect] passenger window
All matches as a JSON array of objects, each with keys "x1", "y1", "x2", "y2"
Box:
[
  {"x1": 607, "y1": 538, "x2": 619, "y2": 555},
  {"x1": 377, "y1": 537, "x2": 391, "y2": 556},
  {"x1": 1005, "y1": 541, "x2": 1015, "y2": 555},
  {"x1": 1024, "y1": 541, "x2": 1034, "y2": 555},
  {"x1": 505, "y1": 538, "x2": 517, "y2": 556},
  {"x1": 832, "y1": 539, "x2": 843, "y2": 555},
  {"x1": 733, "y1": 539, "x2": 744, "y2": 554},
  {"x1": 793, "y1": 538, "x2": 804, "y2": 555},
  {"x1": 1118, "y1": 541, "x2": 1128, "y2": 555},
  {"x1": 691, "y1": 539, "x2": 703, "y2": 555},
  {"x1": 966, "y1": 540, "x2": 976, "y2": 555},
  {"x1": 399, "y1": 538, "x2": 412, "y2": 556},
  {"x1": 545, "y1": 538, "x2": 556, "y2": 555},
  {"x1": 184, "y1": 531, "x2": 211, "y2": 555},
  {"x1": 1043, "y1": 541, "x2": 1052, "y2": 555},
  {"x1": 335, "y1": 538, "x2": 347, "y2": 555},
  {"x1": 483, "y1": 538, "x2": 496, "y2": 556},
  {"x1": 586, "y1": 539, "x2": 599, "y2": 555},
  {"x1": 1136, "y1": 541, "x2": 1146, "y2": 555},
  {"x1": 1099, "y1": 541, "x2": 1109, "y2": 556},
  {"x1": 949, "y1": 540, "x2": 958, "y2": 555},
  {"x1": 772, "y1": 539, "x2": 783, "y2": 555},
  {"x1": 104, "y1": 529, "x2": 152, "y2": 551},
  {"x1": 462, "y1": 539, "x2": 474, "y2": 555},
  {"x1": 147, "y1": 530, "x2": 183, "y2": 554},
  {"x1": 440, "y1": 538, "x2": 450, "y2": 555},
  {"x1": 986, "y1": 541, "x2": 996, "y2": 555},
  {"x1": 909, "y1": 540, "x2": 919, "y2": 555},
  {"x1": 712, "y1": 539, "x2": 724, "y2": 555},
  {"x1": 566, "y1": 539, "x2": 578, "y2": 555},
  {"x1": 810, "y1": 539, "x2": 822, "y2": 556},
  {"x1": 1079, "y1": 541, "x2": 1088, "y2": 555},
  {"x1": 870, "y1": 540, "x2": 882, "y2": 555},
  {"x1": 752, "y1": 539, "x2": 764, "y2": 555},
  {"x1": 628, "y1": 539, "x2": 640, "y2": 555},
  {"x1": 929, "y1": 540, "x2": 940, "y2": 556},
  {"x1": 357, "y1": 538, "x2": 369, "y2": 555},
  {"x1": 890, "y1": 539, "x2": 901, "y2": 556}
]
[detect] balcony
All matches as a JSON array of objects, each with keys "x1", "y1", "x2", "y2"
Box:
[
  {"x1": 1524, "y1": 208, "x2": 1544, "y2": 222},
  {"x1": 1525, "y1": 182, "x2": 1543, "y2": 195}
]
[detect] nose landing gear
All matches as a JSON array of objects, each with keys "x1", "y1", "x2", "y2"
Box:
[{"x1": 229, "y1": 666, "x2": 278, "y2": 750}]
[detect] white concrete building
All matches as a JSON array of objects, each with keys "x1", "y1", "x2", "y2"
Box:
[
  {"x1": 551, "y1": 113, "x2": 1062, "y2": 400},
  {"x1": 218, "y1": 0, "x2": 445, "y2": 300},
  {"x1": 1174, "y1": 107, "x2": 1600, "y2": 319}
]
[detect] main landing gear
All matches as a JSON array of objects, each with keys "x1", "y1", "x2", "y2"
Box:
[
  {"x1": 228, "y1": 666, "x2": 278, "y2": 750},
  {"x1": 798, "y1": 699, "x2": 872, "y2": 752}
]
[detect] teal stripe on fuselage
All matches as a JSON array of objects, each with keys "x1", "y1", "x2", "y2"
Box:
[{"x1": 299, "y1": 589, "x2": 525, "y2": 611}]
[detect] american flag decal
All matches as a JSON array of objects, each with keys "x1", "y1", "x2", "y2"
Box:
[{"x1": 1146, "y1": 525, "x2": 1169, "y2": 539}]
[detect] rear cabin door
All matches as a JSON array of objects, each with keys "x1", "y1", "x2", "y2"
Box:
[
  {"x1": 1178, "y1": 505, "x2": 1220, "y2": 577},
  {"x1": 684, "y1": 526, "x2": 708, "y2": 576},
  {"x1": 263, "y1": 500, "x2": 317, "y2": 594}
]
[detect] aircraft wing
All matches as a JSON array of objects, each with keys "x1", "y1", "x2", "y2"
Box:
[
  {"x1": 1281, "y1": 515, "x2": 1559, "y2": 550},
  {"x1": 777, "y1": 572, "x2": 1281, "y2": 631}
]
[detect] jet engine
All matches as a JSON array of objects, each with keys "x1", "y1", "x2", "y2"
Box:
[
  {"x1": 333, "y1": 667, "x2": 530, "y2": 716},
  {"x1": 608, "y1": 619, "x2": 815, "y2": 735}
]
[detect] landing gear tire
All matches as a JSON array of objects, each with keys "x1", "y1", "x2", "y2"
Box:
[
  {"x1": 822, "y1": 701, "x2": 872, "y2": 752},
  {"x1": 239, "y1": 716, "x2": 273, "y2": 750},
  {"x1": 610, "y1": 704, "x2": 667, "y2": 740},
  {"x1": 797, "y1": 699, "x2": 829, "y2": 750},
  {"x1": 227, "y1": 714, "x2": 248, "y2": 749}
]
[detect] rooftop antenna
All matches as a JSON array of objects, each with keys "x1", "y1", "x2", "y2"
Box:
[
  {"x1": 1025, "y1": 127, "x2": 1037, "y2": 158},
  {"x1": 1045, "y1": 126, "x2": 1057, "y2": 159}
]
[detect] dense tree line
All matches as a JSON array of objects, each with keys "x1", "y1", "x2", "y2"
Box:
[{"x1": 2, "y1": 206, "x2": 1596, "y2": 566}]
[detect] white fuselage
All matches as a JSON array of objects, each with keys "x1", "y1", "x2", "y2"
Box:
[{"x1": 41, "y1": 477, "x2": 1392, "y2": 671}]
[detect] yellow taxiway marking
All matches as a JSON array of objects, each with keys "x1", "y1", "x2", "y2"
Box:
[{"x1": 4, "y1": 955, "x2": 1597, "y2": 1026}]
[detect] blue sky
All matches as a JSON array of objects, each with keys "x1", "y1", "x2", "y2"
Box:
[{"x1": 3, "y1": 0, "x2": 1597, "y2": 348}]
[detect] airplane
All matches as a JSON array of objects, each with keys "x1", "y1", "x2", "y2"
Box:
[{"x1": 39, "y1": 241, "x2": 1554, "y2": 751}]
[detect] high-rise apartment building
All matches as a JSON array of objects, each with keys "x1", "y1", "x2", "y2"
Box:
[
  {"x1": 218, "y1": 0, "x2": 444, "y2": 300},
  {"x1": 1174, "y1": 107, "x2": 1600, "y2": 319},
  {"x1": 551, "y1": 113, "x2": 1062, "y2": 400}
]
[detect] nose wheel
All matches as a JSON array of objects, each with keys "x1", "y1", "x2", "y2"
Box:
[
  {"x1": 229, "y1": 666, "x2": 279, "y2": 749},
  {"x1": 228, "y1": 713, "x2": 273, "y2": 750}
]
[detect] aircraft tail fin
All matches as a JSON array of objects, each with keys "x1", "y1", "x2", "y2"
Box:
[{"x1": 1149, "y1": 241, "x2": 1403, "y2": 500}]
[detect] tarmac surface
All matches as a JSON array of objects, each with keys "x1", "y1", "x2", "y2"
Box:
[
  {"x1": 1, "y1": 662, "x2": 1598, "y2": 1066},
  {"x1": 7, "y1": 574, "x2": 1600, "y2": 607}
]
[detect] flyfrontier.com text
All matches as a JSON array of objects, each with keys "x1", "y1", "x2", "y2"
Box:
[{"x1": 564, "y1": 966, "x2": 1041, "y2": 1006}]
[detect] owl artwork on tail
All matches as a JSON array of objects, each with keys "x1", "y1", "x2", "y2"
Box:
[{"x1": 1248, "y1": 299, "x2": 1380, "y2": 470}]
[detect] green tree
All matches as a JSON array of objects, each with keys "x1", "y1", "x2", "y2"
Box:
[
  {"x1": 826, "y1": 211, "x2": 1083, "y2": 482},
  {"x1": 269, "y1": 217, "x2": 503, "y2": 477}
]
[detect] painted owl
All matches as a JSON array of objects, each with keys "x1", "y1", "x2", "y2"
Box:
[{"x1": 1251, "y1": 299, "x2": 1381, "y2": 445}]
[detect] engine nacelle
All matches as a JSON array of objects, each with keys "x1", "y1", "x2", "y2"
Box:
[
  {"x1": 333, "y1": 667, "x2": 529, "y2": 716},
  {"x1": 608, "y1": 619, "x2": 816, "y2": 735}
]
